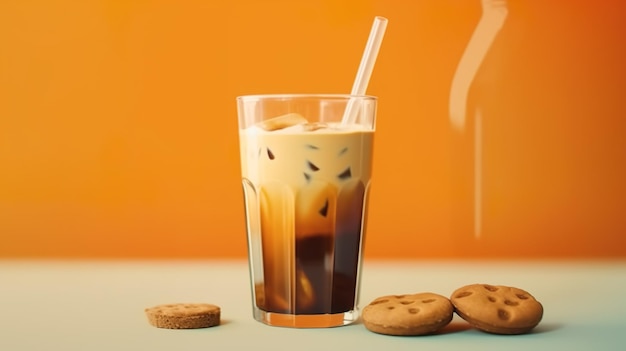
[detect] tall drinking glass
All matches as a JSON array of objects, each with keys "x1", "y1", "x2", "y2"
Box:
[{"x1": 237, "y1": 94, "x2": 376, "y2": 328}]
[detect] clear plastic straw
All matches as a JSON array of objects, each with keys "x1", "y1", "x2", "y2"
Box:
[{"x1": 341, "y1": 16, "x2": 388, "y2": 125}]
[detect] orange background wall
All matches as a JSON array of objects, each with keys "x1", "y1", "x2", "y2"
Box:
[{"x1": 1, "y1": 0, "x2": 625, "y2": 259}]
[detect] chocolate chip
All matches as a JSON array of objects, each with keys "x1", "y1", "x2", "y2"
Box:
[
  {"x1": 497, "y1": 309, "x2": 510, "y2": 320},
  {"x1": 483, "y1": 285, "x2": 499, "y2": 292}
]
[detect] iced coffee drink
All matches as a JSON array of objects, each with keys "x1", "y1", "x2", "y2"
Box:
[{"x1": 237, "y1": 95, "x2": 376, "y2": 328}]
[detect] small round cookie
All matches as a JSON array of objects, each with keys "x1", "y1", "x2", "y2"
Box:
[
  {"x1": 145, "y1": 303, "x2": 221, "y2": 329},
  {"x1": 362, "y1": 293, "x2": 454, "y2": 336},
  {"x1": 450, "y1": 284, "x2": 543, "y2": 335}
]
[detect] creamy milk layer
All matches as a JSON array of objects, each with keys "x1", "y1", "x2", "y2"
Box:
[{"x1": 240, "y1": 123, "x2": 373, "y2": 189}]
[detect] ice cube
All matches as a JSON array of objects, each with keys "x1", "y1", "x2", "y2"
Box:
[
  {"x1": 303, "y1": 122, "x2": 328, "y2": 132},
  {"x1": 336, "y1": 180, "x2": 365, "y2": 233},
  {"x1": 296, "y1": 268, "x2": 315, "y2": 310},
  {"x1": 295, "y1": 181, "x2": 336, "y2": 238},
  {"x1": 257, "y1": 113, "x2": 308, "y2": 131}
]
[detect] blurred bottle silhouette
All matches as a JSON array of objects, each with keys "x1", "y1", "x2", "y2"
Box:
[{"x1": 449, "y1": 0, "x2": 508, "y2": 246}]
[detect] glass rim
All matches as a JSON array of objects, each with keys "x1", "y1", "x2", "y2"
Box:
[{"x1": 236, "y1": 93, "x2": 377, "y2": 102}]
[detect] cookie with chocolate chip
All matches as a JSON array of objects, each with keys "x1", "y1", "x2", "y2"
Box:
[
  {"x1": 450, "y1": 284, "x2": 543, "y2": 335},
  {"x1": 362, "y1": 293, "x2": 454, "y2": 336}
]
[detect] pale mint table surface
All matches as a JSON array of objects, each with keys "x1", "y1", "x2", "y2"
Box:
[{"x1": 1, "y1": 259, "x2": 624, "y2": 350}]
